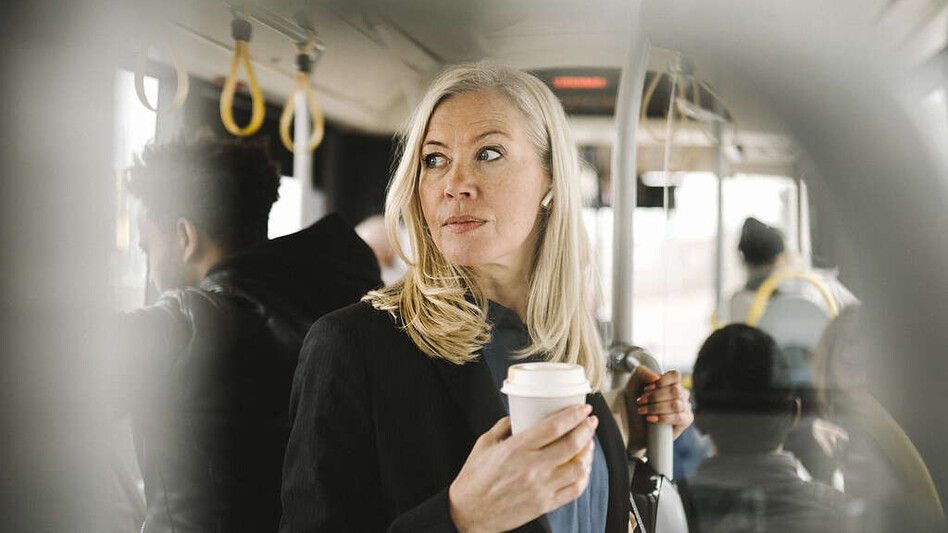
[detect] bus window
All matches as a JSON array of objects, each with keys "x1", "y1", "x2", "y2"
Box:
[
  {"x1": 112, "y1": 69, "x2": 158, "y2": 312},
  {"x1": 721, "y1": 174, "x2": 802, "y2": 312}
]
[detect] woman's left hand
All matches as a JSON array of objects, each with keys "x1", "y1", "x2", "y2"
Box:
[{"x1": 623, "y1": 367, "x2": 694, "y2": 454}]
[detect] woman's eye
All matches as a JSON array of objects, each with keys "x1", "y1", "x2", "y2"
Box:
[
  {"x1": 423, "y1": 154, "x2": 446, "y2": 168},
  {"x1": 477, "y1": 147, "x2": 502, "y2": 162}
]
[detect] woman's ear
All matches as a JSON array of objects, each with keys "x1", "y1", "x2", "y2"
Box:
[{"x1": 176, "y1": 218, "x2": 201, "y2": 264}]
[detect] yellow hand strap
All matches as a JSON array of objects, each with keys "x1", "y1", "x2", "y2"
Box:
[
  {"x1": 746, "y1": 268, "x2": 840, "y2": 326},
  {"x1": 280, "y1": 35, "x2": 324, "y2": 153},
  {"x1": 710, "y1": 308, "x2": 723, "y2": 330},
  {"x1": 135, "y1": 41, "x2": 189, "y2": 114},
  {"x1": 280, "y1": 71, "x2": 325, "y2": 152},
  {"x1": 695, "y1": 76, "x2": 739, "y2": 145},
  {"x1": 639, "y1": 70, "x2": 684, "y2": 143},
  {"x1": 220, "y1": 39, "x2": 266, "y2": 137}
]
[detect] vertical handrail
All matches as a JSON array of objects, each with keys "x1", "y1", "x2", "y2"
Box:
[
  {"x1": 611, "y1": 2, "x2": 674, "y2": 477},
  {"x1": 794, "y1": 168, "x2": 806, "y2": 260},
  {"x1": 611, "y1": 6, "x2": 647, "y2": 352},
  {"x1": 295, "y1": 86, "x2": 318, "y2": 227},
  {"x1": 714, "y1": 118, "x2": 726, "y2": 319}
]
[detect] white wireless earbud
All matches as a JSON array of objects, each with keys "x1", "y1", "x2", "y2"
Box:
[{"x1": 541, "y1": 189, "x2": 553, "y2": 208}]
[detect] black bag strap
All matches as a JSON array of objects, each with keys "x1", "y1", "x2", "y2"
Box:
[{"x1": 629, "y1": 457, "x2": 690, "y2": 533}]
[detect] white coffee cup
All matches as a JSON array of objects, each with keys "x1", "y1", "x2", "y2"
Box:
[{"x1": 501, "y1": 362, "x2": 592, "y2": 434}]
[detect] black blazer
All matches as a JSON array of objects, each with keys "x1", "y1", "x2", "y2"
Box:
[{"x1": 280, "y1": 301, "x2": 631, "y2": 532}]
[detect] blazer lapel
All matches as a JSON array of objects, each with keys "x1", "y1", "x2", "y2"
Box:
[
  {"x1": 431, "y1": 354, "x2": 506, "y2": 440},
  {"x1": 431, "y1": 355, "x2": 552, "y2": 533}
]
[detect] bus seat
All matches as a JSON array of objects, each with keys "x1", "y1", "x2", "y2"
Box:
[{"x1": 756, "y1": 295, "x2": 832, "y2": 362}]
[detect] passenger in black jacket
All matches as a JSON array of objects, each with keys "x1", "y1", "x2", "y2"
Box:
[
  {"x1": 280, "y1": 64, "x2": 693, "y2": 533},
  {"x1": 115, "y1": 137, "x2": 381, "y2": 533}
]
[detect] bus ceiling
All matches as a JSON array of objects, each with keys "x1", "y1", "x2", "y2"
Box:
[
  {"x1": 127, "y1": 0, "x2": 941, "y2": 179},
  {"x1": 127, "y1": 2, "x2": 779, "y2": 135}
]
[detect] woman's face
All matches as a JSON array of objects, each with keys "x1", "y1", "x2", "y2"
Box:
[{"x1": 418, "y1": 89, "x2": 550, "y2": 278}]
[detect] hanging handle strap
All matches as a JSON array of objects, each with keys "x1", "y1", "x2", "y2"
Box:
[
  {"x1": 135, "y1": 39, "x2": 189, "y2": 114},
  {"x1": 639, "y1": 69, "x2": 687, "y2": 143},
  {"x1": 220, "y1": 17, "x2": 266, "y2": 137},
  {"x1": 279, "y1": 36, "x2": 325, "y2": 152},
  {"x1": 693, "y1": 76, "x2": 740, "y2": 145}
]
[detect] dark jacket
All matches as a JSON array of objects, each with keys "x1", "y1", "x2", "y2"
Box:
[
  {"x1": 279, "y1": 301, "x2": 632, "y2": 533},
  {"x1": 682, "y1": 452, "x2": 855, "y2": 533},
  {"x1": 118, "y1": 214, "x2": 381, "y2": 533}
]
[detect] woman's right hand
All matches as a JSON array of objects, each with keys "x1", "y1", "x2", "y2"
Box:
[{"x1": 447, "y1": 404, "x2": 598, "y2": 533}]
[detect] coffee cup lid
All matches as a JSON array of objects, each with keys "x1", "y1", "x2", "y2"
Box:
[{"x1": 501, "y1": 362, "x2": 592, "y2": 398}]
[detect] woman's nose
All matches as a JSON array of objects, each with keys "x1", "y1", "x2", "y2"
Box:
[{"x1": 443, "y1": 162, "x2": 476, "y2": 200}]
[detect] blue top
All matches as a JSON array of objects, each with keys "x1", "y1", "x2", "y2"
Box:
[{"x1": 482, "y1": 301, "x2": 608, "y2": 533}]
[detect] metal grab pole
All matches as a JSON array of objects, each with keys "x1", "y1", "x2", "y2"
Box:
[
  {"x1": 714, "y1": 119, "x2": 726, "y2": 319},
  {"x1": 611, "y1": 2, "x2": 673, "y2": 478},
  {"x1": 794, "y1": 167, "x2": 805, "y2": 261},
  {"x1": 295, "y1": 87, "x2": 317, "y2": 227}
]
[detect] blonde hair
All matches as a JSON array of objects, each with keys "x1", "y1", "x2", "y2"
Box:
[{"x1": 365, "y1": 63, "x2": 604, "y2": 390}]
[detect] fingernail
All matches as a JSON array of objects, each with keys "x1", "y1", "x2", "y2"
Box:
[
  {"x1": 635, "y1": 395, "x2": 646, "y2": 404},
  {"x1": 637, "y1": 407, "x2": 648, "y2": 414},
  {"x1": 644, "y1": 384, "x2": 656, "y2": 392},
  {"x1": 582, "y1": 404, "x2": 593, "y2": 415},
  {"x1": 589, "y1": 415, "x2": 599, "y2": 427},
  {"x1": 646, "y1": 415, "x2": 659, "y2": 423}
]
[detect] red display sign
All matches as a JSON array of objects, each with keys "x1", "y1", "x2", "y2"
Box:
[{"x1": 552, "y1": 75, "x2": 610, "y2": 90}]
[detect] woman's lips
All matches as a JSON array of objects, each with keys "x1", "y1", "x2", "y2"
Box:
[{"x1": 444, "y1": 216, "x2": 486, "y2": 233}]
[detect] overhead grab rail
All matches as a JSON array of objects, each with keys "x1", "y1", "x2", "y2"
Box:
[
  {"x1": 135, "y1": 37, "x2": 190, "y2": 114},
  {"x1": 224, "y1": 1, "x2": 312, "y2": 44},
  {"x1": 640, "y1": 63, "x2": 739, "y2": 146},
  {"x1": 220, "y1": 13, "x2": 266, "y2": 137},
  {"x1": 280, "y1": 34, "x2": 325, "y2": 152},
  {"x1": 688, "y1": 75, "x2": 739, "y2": 145}
]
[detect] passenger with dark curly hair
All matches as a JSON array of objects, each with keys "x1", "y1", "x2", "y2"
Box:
[
  {"x1": 114, "y1": 136, "x2": 381, "y2": 533},
  {"x1": 128, "y1": 136, "x2": 280, "y2": 283}
]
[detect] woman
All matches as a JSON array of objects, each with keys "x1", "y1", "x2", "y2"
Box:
[{"x1": 280, "y1": 64, "x2": 693, "y2": 533}]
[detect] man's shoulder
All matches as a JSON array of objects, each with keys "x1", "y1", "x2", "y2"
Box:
[
  {"x1": 686, "y1": 453, "x2": 851, "y2": 508},
  {"x1": 142, "y1": 287, "x2": 257, "y2": 336},
  {"x1": 683, "y1": 469, "x2": 854, "y2": 531},
  {"x1": 157, "y1": 286, "x2": 238, "y2": 312},
  {"x1": 794, "y1": 476, "x2": 852, "y2": 507}
]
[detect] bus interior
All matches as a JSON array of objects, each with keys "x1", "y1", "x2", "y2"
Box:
[{"x1": 2, "y1": 0, "x2": 947, "y2": 531}]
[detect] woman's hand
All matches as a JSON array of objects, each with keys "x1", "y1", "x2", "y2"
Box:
[
  {"x1": 624, "y1": 367, "x2": 693, "y2": 454},
  {"x1": 448, "y1": 405, "x2": 598, "y2": 533}
]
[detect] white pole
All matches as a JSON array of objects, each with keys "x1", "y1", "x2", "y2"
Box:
[
  {"x1": 795, "y1": 169, "x2": 805, "y2": 259},
  {"x1": 295, "y1": 88, "x2": 317, "y2": 227},
  {"x1": 714, "y1": 119, "x2": 726, "y2": 319},
  {"x1": 611, "y1": 2, "x2": 673, "y2": 477}
]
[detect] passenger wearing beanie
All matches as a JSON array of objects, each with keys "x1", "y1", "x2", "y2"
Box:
[
  {"x1": 728, "y1": 217, "x2": 787, "y2": 323},
  {"x1": 738, "y1": 217, "x2": 786, "y2": 288}
]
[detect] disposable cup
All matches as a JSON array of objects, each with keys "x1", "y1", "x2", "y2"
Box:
[{"x1": 501, "y1": 362, "x2": 591, "y2": 434}]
